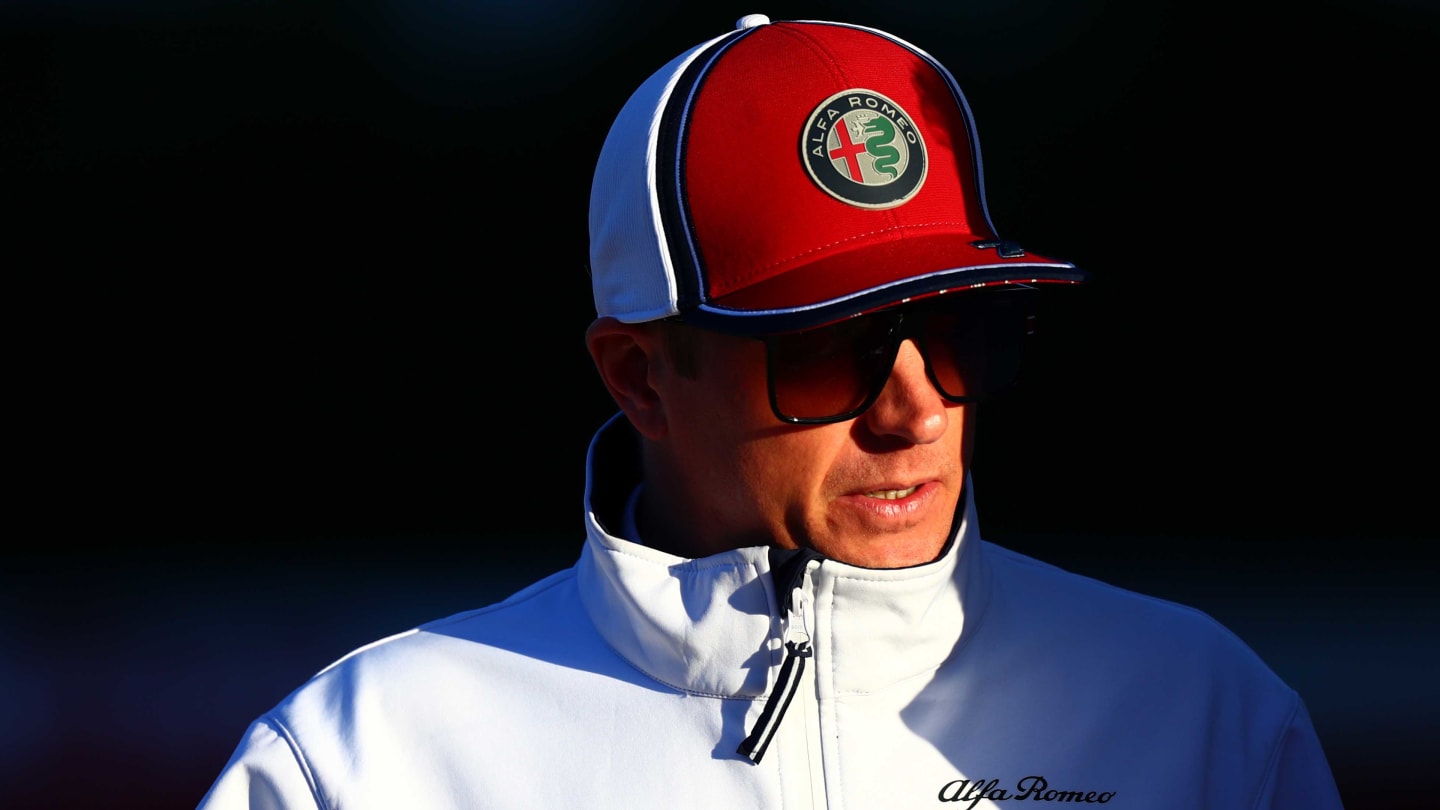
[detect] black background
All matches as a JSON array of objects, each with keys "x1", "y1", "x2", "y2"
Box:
[{"x1": 4, "y1": 1, "x2": 1437, "y2": 808}]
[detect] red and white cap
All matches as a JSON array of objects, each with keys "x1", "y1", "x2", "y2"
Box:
[{"x1": 588, "y1": 13, "x2": 1088, "y2": 336}]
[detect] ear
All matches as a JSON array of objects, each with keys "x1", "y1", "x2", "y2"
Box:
[{"x1": 585, "y1": 317, "x2": 670, "y2": 441}]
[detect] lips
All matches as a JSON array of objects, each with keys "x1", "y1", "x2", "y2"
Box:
[
  {"x1": 842, "y1": 480, "x2": 939, "y2": 526},
  {"x1": 864, "y1": 485, "x2": 920, "y2": 500}
]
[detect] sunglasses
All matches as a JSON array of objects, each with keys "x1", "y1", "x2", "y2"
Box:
[{"x1": 756, "y1": 292, "x2": 1034, "y2": 424}]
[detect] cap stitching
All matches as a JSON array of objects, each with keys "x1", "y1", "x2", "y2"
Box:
[
  {"x1": 779, "y1": 22, "x2": 910, "y2": 225},
  {"x1": 775, "y1": 22, "x2": 852, "y2": 84},
  {"x1": 714, "y1": 220, "x2": 978, "y2": 292}
]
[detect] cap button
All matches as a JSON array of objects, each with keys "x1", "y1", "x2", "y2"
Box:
[{"x1": 736, "y1": 13, "x2": 770, "y2": 29}]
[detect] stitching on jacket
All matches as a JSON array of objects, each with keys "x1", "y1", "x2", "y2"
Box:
[
  {"x1": 265, "y1": 713, "x2": 328, "y2": 810},
  {"x1": 603, "y1": 644, "x2": 761, "y2": 700},
  {"x1": 825, "y1": 578, "x2": 843, "y2": 799},
  {"x1": 1249, "y1": 689, "x2": 1302, "y2": 810},
  {"x1": 599, "y1": 542, "x2": 760, "y2": 574},
  {"x1": 828, "y1": 570, "x2": 950, "y2": 585}
]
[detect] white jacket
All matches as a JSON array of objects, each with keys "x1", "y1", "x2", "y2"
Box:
[{"x1": 198, "y1": 416, "x2": 1343, "y2": 809}]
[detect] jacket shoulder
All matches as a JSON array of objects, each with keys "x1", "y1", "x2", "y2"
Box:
[
  {"x1": 300, "y1": 565, "x2": 586, "y2": 689},
  {"x1": 978, "y1": 540, "x2": 1292, "y2": 693}
]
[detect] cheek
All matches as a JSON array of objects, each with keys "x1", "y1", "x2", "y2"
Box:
[
  {"x1": 669, "y1": 369, "x2": 776, "y2": 494},
  {"x1": 732, "y1": 427, "x2": 852, "y2": 510}
]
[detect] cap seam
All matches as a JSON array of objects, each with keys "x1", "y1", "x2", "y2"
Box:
[
  {"x1": 712, "y1": 220, "x2": 981, "y2": 295},
  {"x1": 777, "y1": 21, "x2": 852, "y2": 85},
  {"x1": 778, "y1": 21, "x2": 904, "y2": 235}
]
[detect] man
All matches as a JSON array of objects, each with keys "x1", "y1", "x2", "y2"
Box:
[{"x1": 199, "y1": 14, "x2": 1343, "y2": 808}]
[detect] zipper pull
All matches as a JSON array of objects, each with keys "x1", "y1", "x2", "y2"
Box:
[{"x1": 737, "y1": 548, "x2": 822, "y2": 764}]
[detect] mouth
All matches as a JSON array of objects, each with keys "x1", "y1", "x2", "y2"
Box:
[{"x1": 864, "y1": 485, "x2": 920, "y2": 500}]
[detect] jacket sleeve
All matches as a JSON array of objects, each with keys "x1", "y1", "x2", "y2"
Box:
[
  {"x1": 1254, "y1": 697, "x2": 1345, "y2": 810},
  {"x1": 196, "y1": 717, "x2": 323, "y2": 810}
]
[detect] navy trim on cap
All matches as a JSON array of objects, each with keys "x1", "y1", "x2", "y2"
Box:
[
  {"x1": 655, "y1": 27, "x2": 756, "y2": 314},
  {"x1": 681, "y1": 264, "x2": 1089, "y2": 336}
]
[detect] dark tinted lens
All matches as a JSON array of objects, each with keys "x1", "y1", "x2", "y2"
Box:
[
  {"x1": 768, "y1": 315, "x2": 897, "y2": 420},
  {"x1": 922, "y1": 298, "x2": 1028, "y2": 401}
]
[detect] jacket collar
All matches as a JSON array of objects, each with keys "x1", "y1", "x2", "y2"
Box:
[{"x1": 576, "y1": 413, "x2": 991, "y2": 697}]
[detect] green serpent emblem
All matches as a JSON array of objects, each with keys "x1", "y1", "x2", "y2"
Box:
[{"x1": 861, "y1": 115, "x2": 900, "y2": 178}]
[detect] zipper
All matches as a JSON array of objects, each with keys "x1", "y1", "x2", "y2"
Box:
[{"x1": 738, "y1": 547, "x2": 824, "y2": 764}]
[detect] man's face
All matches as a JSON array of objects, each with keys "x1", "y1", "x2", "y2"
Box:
[{"x1": 652, "y1": 326, "x2": 972, "y2": 569}]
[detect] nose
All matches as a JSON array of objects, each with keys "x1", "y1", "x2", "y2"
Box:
[{"x1": 862, "y1": 339, "x2": 949, "y2": 444}]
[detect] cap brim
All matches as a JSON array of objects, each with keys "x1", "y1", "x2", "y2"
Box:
[{"x1": 680, "y1": 234, "x2": 1088, "y2": 335}]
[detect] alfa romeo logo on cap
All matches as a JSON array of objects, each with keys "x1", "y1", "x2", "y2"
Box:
[{"x1": 801, "y1": 89, "x2": 927, "y2": 209}]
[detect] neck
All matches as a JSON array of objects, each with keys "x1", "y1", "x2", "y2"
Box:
[{"x1": 637, "y1": 442, "x2": 760, "y2": 559}]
